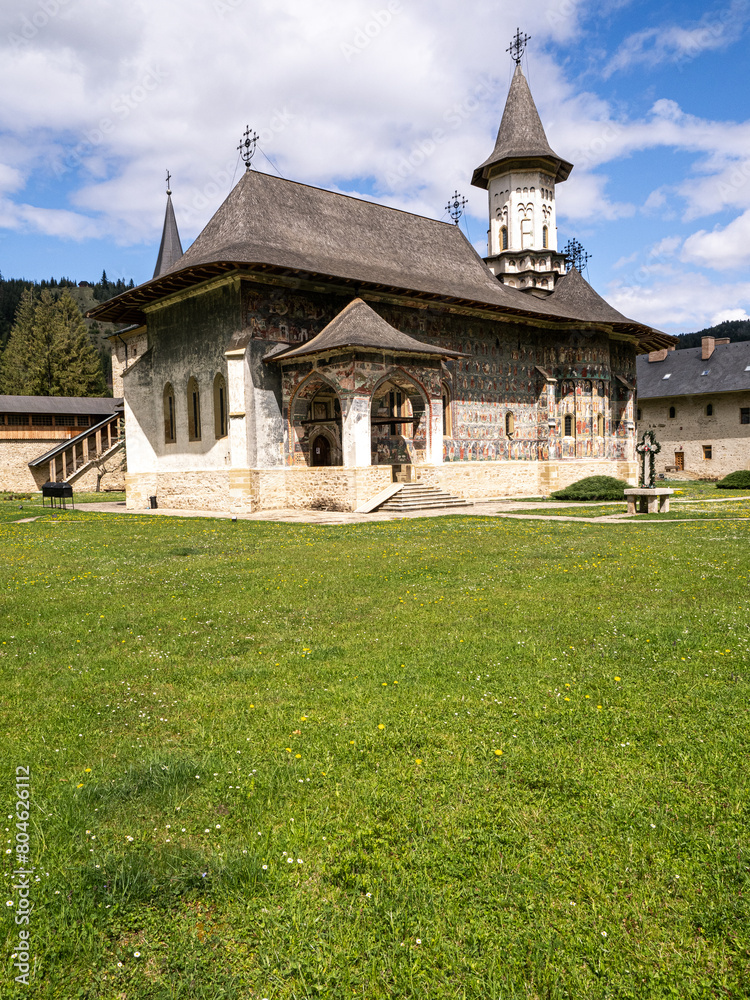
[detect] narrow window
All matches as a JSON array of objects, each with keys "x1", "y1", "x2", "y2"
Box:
[
  {"x1": 668, "y1": 406, "x2": 676, "y2": 419},
  {"x1": 741, "y1": 407, "x2": 750, "y2": 425},
  {"x1": 441, "y1": 384, "x2": 452, "y2": 437},
  {"x1": 501, "y1": 226, "x2": 508, "y2": 250},
  {"x1": 636, "y1": 408, "x2": 641, "y2": 421},
  {"x1": 542, "y1": 225, "x2": 548, "y2": 249},
  {"x1": 213, "y1": 373, "x2": 228, "y2": 439},
  {"x1": 505, "y1": 412, "x2": 515, "y2": 437},
  {"x1": 163, "y1": 383, "x2": 176, "y2": 443},
  {"x1": 703, "y1": 445, "x2": 712, "y2": 460},
  {"x1": 706, "y1": 403, "x2": 713, "y2": 416},
  {"x1": 564, "y1": 413, "x2": 574, "y2": 436},
  {"x1": 187, "y1": 377, "x2": 201, "y2": 442}
]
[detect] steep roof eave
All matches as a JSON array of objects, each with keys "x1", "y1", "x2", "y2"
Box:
[{"x1": 88, "y1": 258, "x2": 672, "y2": 349}]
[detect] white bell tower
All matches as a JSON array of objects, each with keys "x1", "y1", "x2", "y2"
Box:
[{"x1": 471, "y1": 33, "x2": 573, "y2": 297}]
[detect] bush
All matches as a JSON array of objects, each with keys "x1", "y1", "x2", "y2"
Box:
[
  {"x1": 716, "y1": 470, "x2": 750, "y2": 489},
  {"x1": 551, "y1": 475, "x2": 630, "y2": 501}
]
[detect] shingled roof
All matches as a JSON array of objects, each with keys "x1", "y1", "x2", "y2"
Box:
[
  {"x1": 471, "y1": 64, "x2": 573, "y2": 189},
  {"x1": 547, "y1": 266, "x2": 632, "y2": 325},
  {"x1": 271, "y1": 298, "x2": 463, "y2": 362},
  {"x1": 636, "y1": 341, "x2": 750, "y2": 399},
  {"x1": 153, "y1": 191, "x2": 183, "y2": 279},
  {"x1": 89, "y1": 169, "x2": 671, "y2": 350},
  {"x1": 0, "y1": 395, "x2": 122, "y2": 415}
]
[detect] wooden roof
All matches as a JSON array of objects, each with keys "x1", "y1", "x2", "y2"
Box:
[
  {"x1": 271, "y1": 298, "x2": 464, "y2": 362},
  {"x1": 89, "y1": 169, "x2": 673, "y2": 350},
  {"x1": 471, "y1": 64, "x2": 573, "y2": 188}
]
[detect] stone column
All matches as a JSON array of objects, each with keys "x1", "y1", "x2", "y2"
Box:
[
  {"x1": 426, "y1": 395, "x2": 443, "y2": 465},
  {"x1": 341, "y1": 394, "x2": 371, "y2": 467}
]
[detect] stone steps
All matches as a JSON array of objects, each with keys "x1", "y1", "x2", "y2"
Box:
[{"x1": 377, "y1": 482, "x2": 473, "y2": 513}]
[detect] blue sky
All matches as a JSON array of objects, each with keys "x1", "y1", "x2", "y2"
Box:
[{"x1": 1, "y1": 0, "x2": 749, "y2": 333}]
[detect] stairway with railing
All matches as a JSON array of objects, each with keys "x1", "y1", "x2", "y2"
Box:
[{"x1": 28, "y1": 411, "x2": 124, "y2": 485}]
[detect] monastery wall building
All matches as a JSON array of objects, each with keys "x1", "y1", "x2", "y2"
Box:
[{"x1": 95, "y1": 56, "x2": 673, "y2": 513}]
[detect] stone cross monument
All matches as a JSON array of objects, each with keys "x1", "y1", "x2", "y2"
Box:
[{"x1": 636, "y1": 430, "x2": 661, "y2": 488}]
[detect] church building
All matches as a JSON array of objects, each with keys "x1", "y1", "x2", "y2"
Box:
[{"x1": 94, "y1": 48, "x2": 674, "y2": 513}]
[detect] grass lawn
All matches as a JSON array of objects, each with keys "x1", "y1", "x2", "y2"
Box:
[{"x1": 1, "y1": 509, "x2": 749, "y2": 999}]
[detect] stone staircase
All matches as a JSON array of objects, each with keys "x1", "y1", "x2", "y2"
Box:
[{"x1": 376, "y1": 482, "x2": 473, "y2": 513}]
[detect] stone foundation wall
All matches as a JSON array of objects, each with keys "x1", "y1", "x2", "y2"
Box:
[
  {"x1": 417, "y1": 460, "x2": 637, "y2": 499},
  {"x1": 0, "y1": 440, "x2": 57, "y2": 492},
  {"x1": 128, "y1": 466, "x2": 392, "y2": 512},
  {"x1": 0, "y1": 441, "x2": 126, "y2": 494}
]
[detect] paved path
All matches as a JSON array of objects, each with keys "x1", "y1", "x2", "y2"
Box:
[{"x1": 65, "y1": 496, "x2": 750, "y2": 527}]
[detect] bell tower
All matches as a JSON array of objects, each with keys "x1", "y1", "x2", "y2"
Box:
[{"x1": 471, "y1": 31, "x2": 573, "y2": 296}]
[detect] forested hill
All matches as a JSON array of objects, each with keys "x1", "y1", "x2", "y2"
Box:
[
  {"x1": 0, "y1": 271, "x2": 134, "y2": 350},
  {"x1": 674, "y1": 318, "x2": 750, "y2": 351}
]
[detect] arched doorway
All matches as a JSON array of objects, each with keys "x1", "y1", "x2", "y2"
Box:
[
  {"x1": 311, "y1": 434, "x2": 332, "y2": 466},
  {"x1": 370, "y1": 374, "x2": 429, "y2": 471},
  {"x1": 288, "y1": 374, "x2": 342, "y2": 466}
]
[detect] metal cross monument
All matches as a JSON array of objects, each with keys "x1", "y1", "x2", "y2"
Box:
[{"x1": 636, "y1": 430, "x2": 661, "y2": 488}]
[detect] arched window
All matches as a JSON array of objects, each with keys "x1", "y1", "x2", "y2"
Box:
[
  {"x1": 163, "y1": 383, "x2": 176, "y2": 444},
  {"x1": 213, "y1": 373, "x2": 228, "y2": 439},
  {"x1": 501, "y1": 226, "x2": 508, "y2": 250},
  {"x1": 505, "y1": 412, "x2": 515, "y2": 437},
  {"x1": 597, "y1": 413, "x2": 604, "y2": 436},
  {"x1": 187, "y1": 377, "x2": 202, "y2": 441},
  {"x1": 564, "y1": 413, "x2": 575, "y2": 437},
  {"x1": 441, "y1": 383, "x2": 452, "y2": 437},
  {"x1": 542, "y1": 225, "x2": 549, "y2": 249},
  {"x1": 705, "y1": 403, "x2": 713, "y2": 416},
  {"x1": 668, "y1": 406, "x2": 676, "y2": 419}
]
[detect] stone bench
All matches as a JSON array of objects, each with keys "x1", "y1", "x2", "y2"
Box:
[{"x1": 624, "y1": 488, "x2": 674, "y2": 514}]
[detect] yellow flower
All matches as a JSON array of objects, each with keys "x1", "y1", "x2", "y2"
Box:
[
  {"x1": 76, "y1": 783, "x2": 84, "y2": 788},
  {"x1": 285, "y1": 747, "x2": 292, "y2": 752},
  {"x1": 84, "y1": 768, "x2": 92, "y2": 772},
  {"x1": 494, "y1": 749, "x2": 503, "y2": 756},
  {"x1": 614, "y1": 676, "x2": 621, "y2": 682},
  {"x1": 295, "y1": 754, "x2": 301, "y2": 759},
  {"x1": 378, "y1": 724, "x2": 385, "y2": 730},
  {"x1": 415, "y1": 758, "x2": 423, "y2": 765}
]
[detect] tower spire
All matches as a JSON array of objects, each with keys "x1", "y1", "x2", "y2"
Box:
[
  {"x1": 153, "y1": 172, "x2": 184, "y2": 279},
  {"x1": 471, "y1": 38, "x2": 573, "y2": 296}
]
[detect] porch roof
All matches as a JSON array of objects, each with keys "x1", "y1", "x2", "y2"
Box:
[{"x1": 269, "y1": 298, "x2": 464, "y2": 362}]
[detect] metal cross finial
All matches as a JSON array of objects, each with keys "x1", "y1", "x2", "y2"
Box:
[
  {"x1": 446, "y1": 190, "x2": 467, "y2": 226},
  {"x1": 507, "y1": 27, "x2": 530, "y2": 65},
  {"x1": 238, "y1": 126, "x2": 259, "y2": 171},
  {"x1": 165, "y1": 170, "x2": 171, "y2": 195},
  {"x1": 563, "y1": 238, "x2": 592, "y2": 273}
]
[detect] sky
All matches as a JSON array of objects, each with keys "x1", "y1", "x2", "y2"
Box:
[{"x1": 1, "y1": 0, "x2": 749, "y2": 335}]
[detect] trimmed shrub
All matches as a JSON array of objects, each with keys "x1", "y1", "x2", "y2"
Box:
[
  {"x1": 716, "y1": 470, "x2": 750, "y2": 489},
  {"x1": 551, "y1": 475, "x2": 630, "y2": 501}
]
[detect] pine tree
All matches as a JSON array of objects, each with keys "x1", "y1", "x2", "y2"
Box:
[{"x1": 0, "y1": 289, "x2": 107, "y2": 396}]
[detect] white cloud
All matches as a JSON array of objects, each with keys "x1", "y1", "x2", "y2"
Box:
[
  {"x1": 608, "y1": 271, "x2": 750, "y2": 332},
  {"x1": 0, "y1": 198, "x2": 101, "y2": 239},
  {"x1": 603, "y1": 1, "x2": 750, "y2": 77},
  {"x1": 681, "y1": 209, "x2": 750, "y2": 270},
  {"x1": 711, "y1": 307, "x2": 750, "y2": 325}
]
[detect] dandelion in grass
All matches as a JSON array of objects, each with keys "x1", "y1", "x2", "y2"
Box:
[{"x1": 378, "y1": 724, "x2": 385, "y2": 730}]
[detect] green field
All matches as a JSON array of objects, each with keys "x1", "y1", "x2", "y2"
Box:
[{"x1": 1, "y1": 508, "x2": 749, "y2": 998}]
